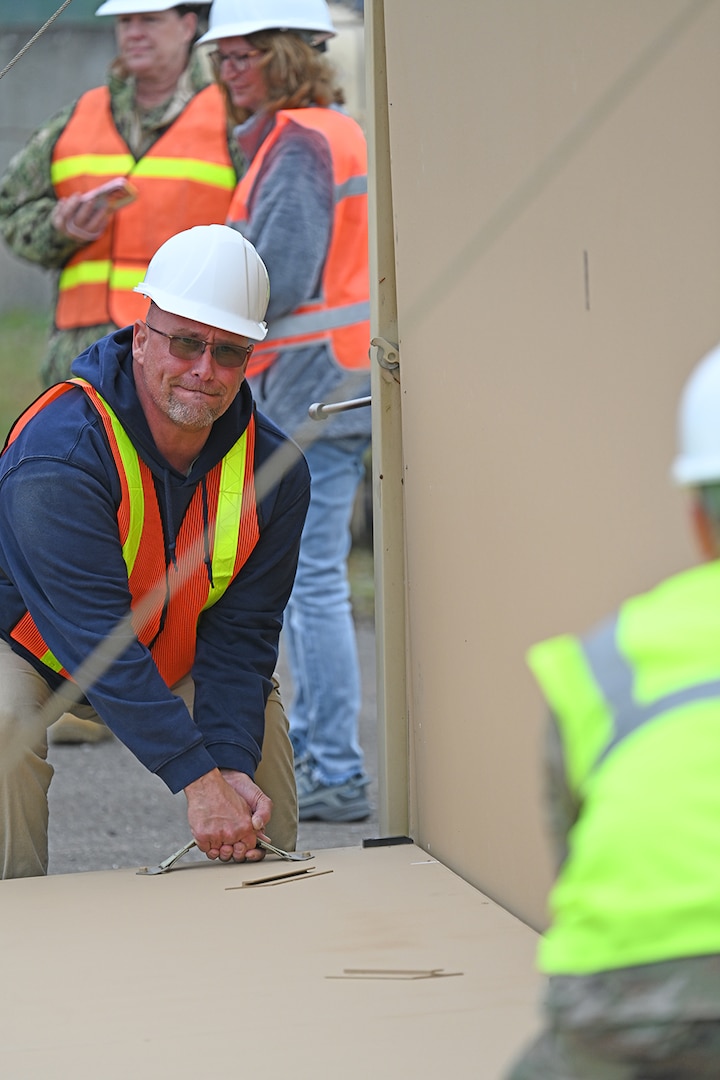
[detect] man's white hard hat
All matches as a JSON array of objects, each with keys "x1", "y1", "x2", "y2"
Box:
[
  {"x1": 672, "y1": 342, "x2": 720, "y2": 486},
  {"x1": 134, "y1": 225, "x2": 269, "y2": 341},
  {"x1": 96, "y1": 0, "x2": 210, "y2": 15},
  {"x1": 197, "y1": 0, "x2": 336, "y2": 46}
]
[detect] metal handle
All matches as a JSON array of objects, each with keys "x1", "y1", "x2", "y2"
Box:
[{"x1": 308, "y1": 395, "x2": 371, "y2": 421}]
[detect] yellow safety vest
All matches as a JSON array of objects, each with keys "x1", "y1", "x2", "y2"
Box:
[{"x1": 529, "y1": 561, "x2": 720, "y2": 974}]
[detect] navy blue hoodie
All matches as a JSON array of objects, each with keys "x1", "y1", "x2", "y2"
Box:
[{"x1": 0, "y1": 328, "x2": 310, "y2": 792}]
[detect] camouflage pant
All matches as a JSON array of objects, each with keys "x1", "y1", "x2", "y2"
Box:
[{"x1": 505, "y1": 1020, "x2": 720, "y2": 1078}]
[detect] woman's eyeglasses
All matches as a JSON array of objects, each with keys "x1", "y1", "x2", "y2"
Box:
[
  {"x1": 210, "y1": 49, "x2": 263, "y2": 73},
  {"x1": 144, "y1": 322, "x2": 253, "y2": 369}
]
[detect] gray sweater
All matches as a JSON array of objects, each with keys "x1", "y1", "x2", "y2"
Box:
[{"x1": 233, "y1": 110, "x2": 371, "y2": 445}]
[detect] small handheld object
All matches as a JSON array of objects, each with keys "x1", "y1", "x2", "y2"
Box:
[
  {"x1": 136, "y1": 837, "x2": 313, "y2": 875},
  {"x1": 79, "y1": 177, "x2": 138, "y2": 213}
]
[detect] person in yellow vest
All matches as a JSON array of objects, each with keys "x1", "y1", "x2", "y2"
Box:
[
  {"x1": 506, "y1": 344, "x2": 720, "y2": 1077},
  {"x1": 198, "y1": 0, "x2": 373, "y2": 823},
  {"x1": 0, "y1": 0, "x2": 241, "y2": 389},
  {"x1": 0, "y1": 224, "x2": 310, "y2": 878}
]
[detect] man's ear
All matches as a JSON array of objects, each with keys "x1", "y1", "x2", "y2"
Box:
[
  {"x1": 690, "y1": 496, "x2": 719, "y2": 561},
  {"x1": 132, "y1": 318, "x2": 149, "y2": 362},
  {"x1": 240, "y1": 343, "x2": 254, "y2": 379}
]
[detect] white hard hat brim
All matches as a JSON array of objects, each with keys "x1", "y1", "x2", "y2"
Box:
[
  {"x1": 671, "y1": 458, "x2": 720, "y2": 487},
  {"x1": 197, "y1": 19, "x2": 335, "y2": 44},
  {"x1": 197, "y1": 0, "x2": 336, "y2": 45},
  {"x1": 135, "y1": 282, "x2": 268, "y2": 341},
  {"x1": 96, "y1": 0, "x2": 210, "y2": 15}
]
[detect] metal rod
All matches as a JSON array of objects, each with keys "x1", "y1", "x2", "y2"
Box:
[{"x1": 308, "y1": 395, "x2": 372, "y2": 420}]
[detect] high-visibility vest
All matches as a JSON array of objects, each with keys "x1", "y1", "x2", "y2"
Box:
[
  {"x1": 528, "y1": 561, "x2": 720, "y2": 975},
  {"x1": 227, "y1": 108, "x2": 370, "y2": 378},
  {"x1": 6, "y1": 379, "x2": 259, "y2": 688},
  {"x1": 51, "y1": 85, "x2": 236, "y2": 330}
]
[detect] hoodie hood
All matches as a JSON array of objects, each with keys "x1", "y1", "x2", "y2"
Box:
[{"x1": 72, "y1": 327, "x2": 256, "y2": 576}]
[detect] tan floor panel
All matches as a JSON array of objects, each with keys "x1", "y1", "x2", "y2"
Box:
[{"x1": 0, "y1": 843, "x2": 541, "y2": 1078}]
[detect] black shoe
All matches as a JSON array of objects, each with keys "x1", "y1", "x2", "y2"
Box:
[{"x1": 297, "y1": 772, "x2": 371, "y2": 823}]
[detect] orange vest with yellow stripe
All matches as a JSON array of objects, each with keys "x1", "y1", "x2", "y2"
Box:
[
  {"x1": 227, "y1": 108, "x2": 370, "y2": 378},
  {"x1": 7, "y1": 379, "x2": 259, "y2": 688},
  {"x1": 51, "y1": 85, "x2": 236, "y2": 330}
]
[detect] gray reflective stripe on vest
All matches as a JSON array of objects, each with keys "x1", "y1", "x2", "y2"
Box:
[
  {"x1": 582, "y1": 616, "x2": 720, "y2": 768},
  {"x1": 263, "y1": 300, "x2": 370, "y2": 342},
  {"x1": 336, "y1": 174, "x2": 367, "y2": 201}
]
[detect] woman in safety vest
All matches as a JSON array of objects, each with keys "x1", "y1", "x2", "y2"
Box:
[{"x1": 198, "y1": 0, "x2": 372, "y2": 824}]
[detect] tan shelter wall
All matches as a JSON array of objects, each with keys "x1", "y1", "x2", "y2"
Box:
[{"x1": 372, "y1": 0, "x2": 720, "y2": 928}]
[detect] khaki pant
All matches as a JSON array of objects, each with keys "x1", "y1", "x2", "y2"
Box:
[{"x1": 0, "y1": 639, "x2": 297, "y2": 878}]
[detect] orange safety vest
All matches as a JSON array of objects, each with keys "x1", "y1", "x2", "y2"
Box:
[
  {"x1": 51, "y1": 85, "x2": 236, "y2": 330},
  {"x1": 227, "y1": 108, "x2": 370, "y2": 377},
  {"x1": 6, "y1": 380, "x2": 259, "y2": 688}
]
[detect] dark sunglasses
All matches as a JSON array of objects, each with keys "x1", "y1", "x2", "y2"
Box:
[{"x1": 144, "y1": 322, "x2": 253, "y2": 369}]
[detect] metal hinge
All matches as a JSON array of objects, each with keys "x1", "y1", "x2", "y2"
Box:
[{"x1": 371, "y1": 336, "x2": 400, "y2": 373}]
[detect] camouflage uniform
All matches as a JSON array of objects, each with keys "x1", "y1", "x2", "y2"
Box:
[
  {"x1": 0, "y1": 54, "x2": 244, "y2": 387},
  {"x1": 505, "y1": 721, "x2": 720, "y2": 1078}
]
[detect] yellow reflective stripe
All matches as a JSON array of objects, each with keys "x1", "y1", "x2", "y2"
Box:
[
  {"x1": 109, "y1": 265, "x2": 147, "y2": 291},
  {"x1": 71, "y1": 380, "x2": 144, "y2": 572},
  {"x1": 40, "y1": 649, "x2": 64, "y2": 674},
  {"x1": 51, "y1": 154, "x2": 135, "y2": 183},
  {"x1": 97, "y1": 396, "x2": 145, "y2": 572},
  {"x1": 131, "y1": 156, "x2": 236, "y2": 189},
  {"x1": 52, "y1": 155, "x2": 234, "y2": 189},
  {"x1": 58, "y1": 264, "x2": 148, "y2": 294},
  {"x1": 58, "y1": 260, "x2": 112, "y2": 292},
  {"x1": 201, "y1": 433, "x2": 247, "y2": 612}
]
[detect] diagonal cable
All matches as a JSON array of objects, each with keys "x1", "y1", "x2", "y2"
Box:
[{"x1": 0, "y1": 1, "x2": 75, "y2": 82}]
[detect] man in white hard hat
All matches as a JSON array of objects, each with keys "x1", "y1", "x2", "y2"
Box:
[
  {"x1": 0, "y1": 0, "x2": 241, "y2": 390},
  {"x1": 505, "y1": 345, "x2": 720, "y2": 1076},
  {"x1": 0, "y1": 224, "x2": 310, "y2": 879},
  {"x1": 0, "y1": 1, "x2": 247, "y2": 746}
]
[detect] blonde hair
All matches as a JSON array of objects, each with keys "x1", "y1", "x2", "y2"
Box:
[{"x1": 214, "y1": 29, "x2": 345, "y2": 125}]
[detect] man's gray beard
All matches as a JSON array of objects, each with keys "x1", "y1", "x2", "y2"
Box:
[{"x1": 166, "y1": 395, "x2": 223, "y2": 430}]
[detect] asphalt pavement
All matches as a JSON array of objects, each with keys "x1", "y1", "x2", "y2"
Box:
[{"x1": 47, "y1": 616, "x2": 378, "y2": 874}]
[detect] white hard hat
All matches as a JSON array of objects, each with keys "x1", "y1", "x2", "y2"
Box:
[
  {"x1": 197, "y1": 0, "x2": 335, "y2": 46},
  {"x1": 96, "y1": 0, "x2": 210, "y2": 15},
  {"x1": 672, "y1": 342, "x2": 720, "y2": 486},
  {"x1": 134, "y1": 225, "x2": 269, "y2": 341}
]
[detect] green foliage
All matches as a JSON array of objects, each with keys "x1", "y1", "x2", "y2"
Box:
[{"x1": 0, "y1": 309, "x2": 48, "y2": 444}]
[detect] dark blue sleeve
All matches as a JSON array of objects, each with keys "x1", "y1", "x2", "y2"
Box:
[{"x1": 0, "y1": 446, "x2": 218, "y2": 791}]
